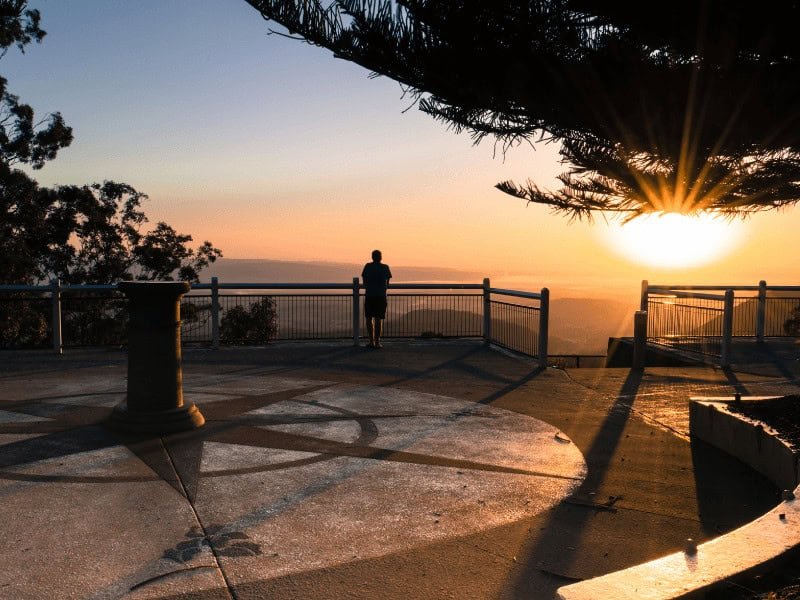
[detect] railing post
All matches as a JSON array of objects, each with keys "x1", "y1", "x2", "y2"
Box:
[
  {"x1": 640, "y1": 279, "x2": 649, "y2": 312},
  {"x1": 721, "y1": 289, "x2": 734, "y2": 368},
  {"x1": 756, "y1": 279, "x2": 766, "y2": 342},
  {"x1": 352, "y1": 277, "x2": 360, "y2": 346},
  {"x1": 211, "y1": 276, "x2": 220, "y2": 350},
  {"x1": 633, "y1": 310, "x2": 648, "y2": 370},
  {"x1": 538, "y1": 287, "x2": 549, "y2": 367},
  {"x1": 482, "y1": 278, "x2": 491, "y2": 345},
  {"x1": 50, "y1": 278, "x2": 62, "y2": 354}
]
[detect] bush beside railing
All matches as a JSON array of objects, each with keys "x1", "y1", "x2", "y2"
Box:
[{"x1": 0, "y1": 278, "x2": 549, "y2": 363}]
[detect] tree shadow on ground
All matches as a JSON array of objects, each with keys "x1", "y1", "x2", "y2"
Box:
[{"x1": 506, "y1": 369, "x2": 643, "y2": 595}]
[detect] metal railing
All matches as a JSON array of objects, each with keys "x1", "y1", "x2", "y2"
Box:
[
  {"x1": 0, "y1": 278, "x2": 549, "y2": 363},
  {"x1": 635, "y1": 280, "x2": 800, "y2": 367},
  {"x1": 487, "y1": 285, "x2": 548, "y2": 358},
  {"x1": 644, "y1": 288, "x2": 731, "y2": 362}
]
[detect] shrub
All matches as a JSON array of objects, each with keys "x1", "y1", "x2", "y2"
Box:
[{"x1": 220, "y1": 297, "x2": 277, "y2": 345}]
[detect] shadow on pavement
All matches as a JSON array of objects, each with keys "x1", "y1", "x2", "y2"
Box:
[
  {"x1": 691, "y1": 437, "x2": 779, "y2": 536},
  {"x1": 506, "y1": 369, "x2": 643, "y2": 595},
  {"x1": 721, "y1": 367, "x2": 753, "y2": 397}
]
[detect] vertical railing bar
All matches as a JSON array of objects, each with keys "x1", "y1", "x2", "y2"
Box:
[
  {"x1": 51, "y1": 278, "x2": 62, "y2": 355},
  {"x1": 483, "y1": 278, "x2": 491, "y2": 345},
  {"x1": 756, "y1": 280, "x2": 767, "y2": 341},
  {"x1": 211, "y1": 277, "x2": 220, "y2": 350},
  {"x1": 721, "y1": 289, "x2": 734, "y2": 367},
  {"x1": 538, "y1": 288, "x2": 549, "y2": 365}
]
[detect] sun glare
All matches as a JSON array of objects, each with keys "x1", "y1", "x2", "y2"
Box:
[{"x1": 601, "y1": 212, "x2": 743, "y2": 269}]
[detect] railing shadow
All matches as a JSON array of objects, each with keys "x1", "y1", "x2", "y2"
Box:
[
  {"x1": 754, "y1": 341, "x2": 800, "y2": 382},
  {"x1": 507, "y1": 368, "x2": 642, "y2": 593},
  {"x1": 721, "y1": 367, "x2": 752, "y2": 397},
  {"x1": 374, "y1": 344, "x2": 545, "y2": 391},
  {"x1": 182, "y1": 342, "x2": 544, "y2": 394}
]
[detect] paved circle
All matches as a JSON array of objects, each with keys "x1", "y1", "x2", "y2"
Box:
[
  {"x1": 0, "y1": 373, "x2": 587, "y2": 593},
  {"x1": 191, "y1": 377, "x2": 588, "y2": 586}
]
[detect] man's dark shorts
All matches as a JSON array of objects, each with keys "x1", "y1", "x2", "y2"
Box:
[{"x1": 365, "y1": 296, "x2": 387, "y2": 319}]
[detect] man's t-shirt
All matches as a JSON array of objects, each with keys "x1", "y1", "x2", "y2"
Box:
[{"x1": 362, "y1": 262, "x2": 392, "y2": 297}]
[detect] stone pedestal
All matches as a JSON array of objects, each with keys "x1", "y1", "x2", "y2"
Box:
[{"x1": 109, "y1": 281, "x2": 205, "y2": 434}]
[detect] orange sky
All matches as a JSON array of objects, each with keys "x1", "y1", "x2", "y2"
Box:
[{"x1": 13, "y1": 1, "x2": 799, "y2": 297}]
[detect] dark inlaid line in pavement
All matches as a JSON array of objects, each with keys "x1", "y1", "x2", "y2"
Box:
[
  {"x1": 212, "y1": 425, "x2": 582, "y2": 482},
  {"x1": 0, "y1": 381, "x2": 577, "y2": 502},
  {"x1": 199, "y1": 385, "x2": 332, "y2": 421}
]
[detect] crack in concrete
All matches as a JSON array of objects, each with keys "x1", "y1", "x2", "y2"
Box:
[{"x1": 160, "y1": 437, "x2": 238, "y2": 600}]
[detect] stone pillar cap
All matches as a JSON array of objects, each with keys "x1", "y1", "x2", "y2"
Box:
[{"x1": 118, "y1": 281, "x2": 191, "y2": 297}]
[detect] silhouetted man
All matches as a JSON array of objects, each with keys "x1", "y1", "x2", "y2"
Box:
[{"x1": 362, "y1": 249, "x2": 392, "y2": 348}]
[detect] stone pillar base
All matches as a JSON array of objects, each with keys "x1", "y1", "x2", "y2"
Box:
[{"x1": 109, "y1": 402, "x2": 205, "y2": 435}]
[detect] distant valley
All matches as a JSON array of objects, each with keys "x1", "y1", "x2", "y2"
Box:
[{"x1": 204, "y1": 258, "x2": 637, "y2": 354}]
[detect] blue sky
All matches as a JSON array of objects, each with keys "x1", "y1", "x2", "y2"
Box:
[{"x1": 5, "y1": 0, "x2": 797, "y2": 293}]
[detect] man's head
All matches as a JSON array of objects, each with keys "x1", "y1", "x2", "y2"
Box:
[{"x1": 371, "y1": 249, "x2": 382, "y2": 262}]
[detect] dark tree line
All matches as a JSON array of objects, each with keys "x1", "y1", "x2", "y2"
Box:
[
  {"x1": 0, "y1": 2, "x2": 235, "y2": 347},
  {"x1": 246, "y1": 0, "x2": 800, "y2": 219}
]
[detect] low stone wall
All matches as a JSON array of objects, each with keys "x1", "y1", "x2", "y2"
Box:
[
  {"x1": 690, "y1": 397, "x2": 799, "y2": 491},
  {"x1": 557, "y1": 395, "x2": 800, "y2": 600}
]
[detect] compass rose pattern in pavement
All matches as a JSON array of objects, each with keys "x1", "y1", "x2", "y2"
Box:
[{"x1": 0, "y1": 370, "x2": 586, "y2": 598}]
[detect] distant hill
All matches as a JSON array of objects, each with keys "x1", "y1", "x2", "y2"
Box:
[
  {"x1": 387, "y1": 299, "x2": 636, "y2": 355},
  {"x1": 387, "y1": 308, "x2": 576, "y2": 354},
  {"x1": 203, "y1": 258, "x2": 484, "y2": 284},
  {"x1": 689, "y1": 295, "x2": 800, "y2": 337},
  {"x1": 548, "y1": 298, "x2": 636, "y2": 354}
]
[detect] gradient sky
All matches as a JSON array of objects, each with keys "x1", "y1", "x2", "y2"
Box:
[{"x1": 7, "y1": 1, "x2": 798, "y2": 295}]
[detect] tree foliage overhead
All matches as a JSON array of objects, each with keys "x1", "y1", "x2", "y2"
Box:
[
  {"x1": 246, "y1": 0, "x2": 800, "y2": 219},
  {"x1": 0, "y1": 0, "x2": 222, "y2": 284}
]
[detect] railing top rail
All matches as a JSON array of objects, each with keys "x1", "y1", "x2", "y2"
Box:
[
  {"x1": 0, "y1": 281, "x2": 517, "y2": 292},
  {"x1": 0, "y1": 285, "x2": 50, "y2": 292},
  {"x1": 648, "y1": 284, "x2": 759, "y2": 291},
  {"x1": 764, "y1": 286, "x2": 800, "y2": 292},
  {"x1": 489, "y1": 287, "x2": 542, "y2": 300},
  {"x1": 0, "y1": 284, "x2": 120, "y2": 292},
  {"x1": 64, "y1": 284, "x2": 119, "y2": 291},
  {"x1": 648, "y1": 288, "x2": 727, "y2": 301},
  {"x1": 202, "y1": 282, "x2": 352, "y2": 290},
  {"x1": 204, "y1": 282, "x2": 487, "y2": 291},
  {"x1": 387, "y1": 283, "x2": 484, "y2": 290},
  {"x1": 0, "y1": 283, "x2": 481, "y2": 291}
]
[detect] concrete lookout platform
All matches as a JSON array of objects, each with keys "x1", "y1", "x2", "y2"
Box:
[{"x1": 0, "y1": 343, "x2": 797, "y2": 599}]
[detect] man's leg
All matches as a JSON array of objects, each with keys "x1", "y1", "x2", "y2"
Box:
[
  {"x1": 366, "y1": 317, "x2": 375, "y2": 347},
  {"x1": 375, "y1": 318, "x2": 383, "y2": 348}
]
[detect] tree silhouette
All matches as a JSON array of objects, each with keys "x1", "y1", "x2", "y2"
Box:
[
  {"x1": 246, "y1": 0, "x2": 800, "y2": 219},
  {"x1": 0, "y1": 1, "x2": 221, "y2": 285},
  {"x1": 0, "y1": 2, "x2": 222, "y2": 347}
]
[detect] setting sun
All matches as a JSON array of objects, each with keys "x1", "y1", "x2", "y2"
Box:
[{"x1": 601, "y1": 212, "x2": 743, "y2": 269}]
